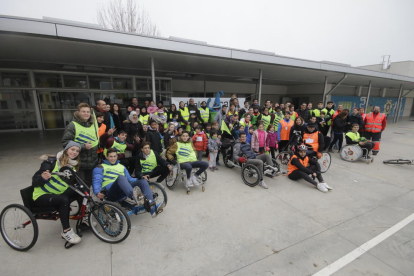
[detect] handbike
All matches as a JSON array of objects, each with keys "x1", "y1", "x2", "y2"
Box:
[
  {"x1": 0, "y1": 167, "x2": 131, "y2": 251},
  {"x1": 165, "y1": 161, "x2": 207, "y2": 194}
]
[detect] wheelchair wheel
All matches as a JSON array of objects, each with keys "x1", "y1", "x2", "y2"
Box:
[
  {"x1": 149, "y1": 182, "x2": 167, "y2": 209},
  {"x1": 89, "y1": 201, "x2": 131, "y2": 244},
  {"x1": 165, "y1": 164, "x2": 179, "y2": 190},
  {"x1": 0, "y1": 204, "x2": 38, "y2": 251},
  {"x1": 318, "y1": 152, "x2": 331, "y2": 173},
  {"x1": 275, "y1": 151, "x2": 292, "y2": 173},
  {"x1": 69, "y1": 199, "x2": 80, "y2": 216},
  {"x1": 223, "y1": 148, "x2": 235, "y2": 168},
  {"x1": 383, "y1": 159, "x2": 412, "y2": 165},
  {"x1": 241, "y1": 164, "x2": 261, "y2": 187},
  {"x1": 197, "y1": 171, "x2": 207, "y2": 183}
]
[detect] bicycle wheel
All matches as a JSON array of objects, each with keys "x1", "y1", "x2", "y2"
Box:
[
  {"x1": 165, "y1": 164, "x2": 179, "y2": 190},
  {"x1": 223, "y1": 148, "x2": 235, "y2": 168},
  {"x1": 383, "y1": 159, "x2": 412, "y2": 165},
  {"x1": 88, "y1": 201, "x2": 131, "y2": 244},
  {"x1": 241, "y1": 164, "x2": 261, "y2": 187},
  {"x1": 69, "y1": 199, "x2": 80, "y2": 216},
  {"x1": 275, "y1": 151, "x2": 292, "y2": 173},
  {"x1": 318, "y1": 152, "x2": 331, "y2": 173},
  {"x1": 0, "y1": 204, "x2": 38, "y2": 251},
  {"x1": 149, "y1": 182, "x2": 167, "y2": 209}
]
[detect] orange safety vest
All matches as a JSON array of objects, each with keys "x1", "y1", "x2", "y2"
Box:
[
  {"x1": 288, "y1": 155, "x2": 309, "y2": 175},
  {"x1": 97, "y1": 123, "x2": 106, "y2": 154},
  {"x1": 280, "y1": 119, "x2": 294, "y2": 140},
  {"x1": 365, "y1": 113, "x2": 385, "y2": 133},
  {"x1": 303, "y1": 131, "x2": 319, "y2": 152}
]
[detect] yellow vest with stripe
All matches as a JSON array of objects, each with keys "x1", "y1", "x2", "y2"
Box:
[
  {"x1": 179, "y1": 107, "x2": 189, "y2": 126},
  {"x1": 273, "y1": 113, "x2": 283, "y2": 131},
  {"x1": 104, "y1": 140, "x2": 127, "y2": 156},
  {"x1": 346, "y1": 131, "x2": 360, "y2": 142},
  {"x1": 101, "y1": 163, "x2": 125, "y2": 189},
  {"x1": 261, "y1": 114, "x2": 272, "y2": 130},
  {"x1": 199, "y1": 108, "x2": 210, "y2": 123},
  {"x1": 33, "y1": 162, "x2": 72, "y2": 201},
  {"x1": 139, "y1": 114, "x2": 149, "y2": 125},
  {"x1": 176, "y1": 142, "x2": 197, "y2": 163},
  {"x1": 73, "y1": 121, "x2": 99, "y2": 147},
  {"x1": 140, "y1": 150, "x2": 158, "y2": 173}
]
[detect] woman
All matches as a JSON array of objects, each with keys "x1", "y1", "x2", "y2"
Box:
[
  {"x1": 289, "y1": 116, "x2": 306, "y2": 144},
  {"x1": 163, "y1": 122, "x2": 177, "y2": 149},
  {"x1": 124, "y1": 111, "x2": 144, "y2": 143},
  {"x1": 32, "y1": 141, "x2": 82, "y2": 244},
  {"x1": 62, "y1": 103, "x2": 98, "y2": 185},
  {"x1": 240, "y1": 113, "x2": 252, "y2": 131},
  {"x1": 328, "y1": 110, "x2": 348, "y2": 152},
  {"x1": 166, "y1": 130, "x2": 209, "y2": 188},
  {"x1": 287, "y1": 145, "x2": 332, "y2": 193},
  {"x1": 139, "y1": 106, "x2": 150, "y2": 126},
  {"x1": 227, "y1": 104, "x2": 238, "y2": 118},
  {"x1": 110, "y1": 103, "x2": 124, "y2": 132},
  {"x1": 178, "y1": 101, "x2": 190, "y2": 130}
]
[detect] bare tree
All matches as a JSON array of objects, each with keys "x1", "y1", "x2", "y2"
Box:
[{"x1": 97, "y1": 0, "x2": 161, "y2": 36}]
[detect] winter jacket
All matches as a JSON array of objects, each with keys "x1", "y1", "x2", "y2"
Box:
[
  {"x1": 135, "y1": 150, "x2": 169, "y2": 179},
  {"x1": 332, "y1": 116, "x2": 347, "y2": 133},
  {"x1": 233, "y1": 142, "x2": 257, "y2": 161},
  {"x1": 124, "y1": 120, "x2": 144, "y2": 143},
  {"x1": 316, "y1": 117, "x2": 329, "y2": 136},
  {"x1": 296, "y1": 108, "x2": 311, "y2": 122},
  {"x1": 167, "y1": 110, "x2": 186, "y2": 124},
  {"x1": 163, "y1": 130, "x2": 176, "y2": 149},
  {"x1": 214, "y1": 108, "x2": 227, "y2": 128},
  {"x1": 266, "y1": 131, "x2": 278, "y2": 148},
  {"x1": 192, "y1": 131, "x2": 208, "y2": 151},
  {"x1": 289, "y1": 124, "x2": 306, "y2": 141},
  {"x1": 32, "y1": 155, "x2": 57, "y2": 188},
  {"x1": 251, "y1": 130, "x2": 268, "y2": 152},
  {"x1": 62, "y1": 111, "x2": 99, "y2": 170},
  {"x1": 110, "y1": 111, "x2": 124, "y2": 131},
  {"x1": 145, "y1": 127, "x2": 163, "y2": 154},
  {"x1": 92, "y1": 159, "x2": 136, "y2": 196},
  {"x1": 208, "y1": 137, "x2": 221, "y2": 152},
  {"x1": 246, "y1": 131, "x2": 252, "y2": 145},
  {"x1": 347, "y1": 113, "x2": 364, "y2": 132},
  {"x1": 93, "y1": 107, "x2": 110, "y2": 132},
  {"x1": 99, "y1": 132, "x2": 140, "y2": 159},
  {"x1": 290, "y1": 155, "x2": 319, "y2": 175}
]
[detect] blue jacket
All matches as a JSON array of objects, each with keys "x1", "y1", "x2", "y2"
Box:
[
  {"x1": 246, "y1": 131, "x2": 252, "y2": 144},
  {"x1": 92, "y1": 159, "x2": 137, "y2": 195}
]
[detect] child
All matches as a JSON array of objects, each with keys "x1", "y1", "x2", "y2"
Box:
[
  {"x1": 211, "y1": 122, "x2": 222, "y2": 165},
  {"x1": 266, "y1": 124, "x2": 278, "y2": 159},
  {"x1": 251, "y1": 123, "x2": 267, "y2": 153},
  {"x1": 145, "y1": 121, "x2": 162, "y2": 154},
  {"x1": 192, "y1": 125, "x2": 208, "y2": 161},
  {"x1": 189, "y1": 121, "x2": 199, "y2": 137},
  {"x1": 147, "y1": 100, "x2": 158, "y2": 117},
  {"x1": 204, "y1": 123, "x2": 212, "y2": 138},
  {"x1": 235, "y1": 125, "x2": 245, "y2": 141},
  {"x1": 246, "y1": 126, "x2": 254, "y2": 145},
  {"x1": 176, "y1": 127, "x2": 183, "y2": 141},
  {"x1": 208, "y1": 130, "x2": 221, "y2": 171}
]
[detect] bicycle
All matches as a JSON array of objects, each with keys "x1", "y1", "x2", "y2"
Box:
[
  {"x1": 383, "y1": 159, "x2": 414, "y2": 165},
  {"x1": 0, "y1": 167, "x2": 131, "y2": 251}
]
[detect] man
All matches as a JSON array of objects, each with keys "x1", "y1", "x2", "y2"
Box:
[
  {"x1": 198, "y1": 101, "x2": 210, "y2": 127},
  {"x1": 363, "y1": 106, "x2": 386, "y2": 155},
  {"x1": 312, "y1": 102, "x2": 324, "y2": 118},
  {"x1": 94, "y1": 100, "x2": 110, "y2": 132},
  {"x1": 322, "y1": 101, "x2": 335, "y2": 128},
  {"x1": 130, "y1": 97, "x2": 140, "y2": 109},
  {"x1": 302, "y1": 122, "x2": 325, "y2": 157},
  {"x1": 144, "y1": 100, "x2": 150, "y2": 108},
  {"x1": 233, "y1": 132, "x2": 275, "y2": 189},
  {"x1": 277, "y1": 111, "x2": 294, "y2": 152},
  {"x1": 135, "y1": 142, "x2": 172, "y2": 184},
  {"x1": 263, "y1": 100, "x2": 272, "y2": 112},
  {"x1": 307, "y1": 103, "x2": 313, "y2": 111},
  {"x1": 332, "y1": 104, "x2": 343, "y2": 121},
  {"x1": 239, "y1": 101, "x2": 250, "y2": 118},
  {"x1": 250, "y1": 99, "x2": 261, "y2": 112},
  {"x1": 273, "y1": 106, "x2": 284, "y2": 131},
  {"x1": 346, "y1": 124, "x2": 374, "y2": 158},
  {"x1": 289, "y1": 105, "x2": 298, "y2": 121},
  {"x1": 296, "y1": 103, "x2": 311, "y2": 122},
  {"x1": 347, "y1": 107, "x2": 364, "y2": 132}
]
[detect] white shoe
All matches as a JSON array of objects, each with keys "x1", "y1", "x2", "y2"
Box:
[
  {"x1": 321, "y1": 182, "x2": 332, "y2": 190},
  {"x1": 186, "y1": 178, "x2": 194, "y2": 188},
  {"x1": 317, "y1": 183, "x2": 328, "y2": 193},
  {"x1": 191, "y1": 174, "x2": 201, "y2": 186},
  {"x1": 264, "y1": 169, "x2": 273, "y2": 175},
  {"x1": 258, "y1": 180, "x2": 268, "y2": 189},
  {"x1": 61, "y1": 228, "x2": 81, "y2": 244}
]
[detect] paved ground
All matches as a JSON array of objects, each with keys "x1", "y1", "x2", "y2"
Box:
[{"x1": 1, "y1": 119, "x2": 414, "y2": 276}]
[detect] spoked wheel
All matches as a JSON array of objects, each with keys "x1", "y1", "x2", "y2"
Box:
[
  {"x1": 197, "y1": 171, "x2": 207, "y2": 183},
  {"x1": 318, "y1": 152, "x2": 331, "y2": 173},
  {"x1": 223, "y1": 148, "x2": 235, "y2": 168},
  {"x1": 275, "y1": 151, "x2": 292, "y2": 173},
  {"x1": 149, "y1": 182, "x2": 167, "y2": 209},
  {"x1": 88, "y1": 201, "x2": 131, "y2": 244},
  {"x1": 165, "y1": 164, "x2": 179, "y2": 190},
  {"x1": 383, "y1": 159, "x2": 412, "y2": 165},
  {"x1": 0, "y1": 204, "x2": 38, "y2": 251},
  {"x1": 241, "y1": 164, "x2": 261, "y2": 187},
  {"x1": 69, "y1": 199, "x2": 80, "y2": 216}
]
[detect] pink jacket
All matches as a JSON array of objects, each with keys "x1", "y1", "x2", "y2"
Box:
[
  {"x1": 147, "y1": 105, "x2": 158, "y2": 114},
  {"x1": 251, "y1": 130, "x2": 267, "y2": 152},
  {"x1": 266, "y1": 131, "x2": 278, "y2": 148}
]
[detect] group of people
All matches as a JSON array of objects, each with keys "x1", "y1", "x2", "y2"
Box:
[{"x1": 30, "y1": 94, "x2": 387, "y2": 245}]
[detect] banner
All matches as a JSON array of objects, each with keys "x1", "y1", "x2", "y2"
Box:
[{"x1": 171, "y1": 97, "x2": 245, "y2": 109}]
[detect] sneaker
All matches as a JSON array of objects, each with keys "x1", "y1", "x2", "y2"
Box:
[
  {"x1": 61, "y1": 228, "x2": 81, "y2": 244},
  {"x1": 186, "y1": 178, "x2": 194, "y2": 188},
  {"x1": 216, "y1": 162, "x2": 221, "y2": 166},
  {"x1": 191, "y1": 174, "x2": 201, "y2": 186},
  {"x1": 372, "y1": 151, "x2": 378, "y2": 156},
  {"x1": 321, "y1": 182, "x2": 332, "y2": 190},
  {"x1": 227, "y1": 160, "x2": 235, "y2": 166},
  {"x1": 317, "y1": 183, "x2": 328, "y2": 193},
  {"x1": 258, "y1": 180, "x2": 268, "y2": 189},
  {"x1": 133, "y1": 186, "x2": 142, "y2": 204},
  {"x1": 81, "y1": 216, "x2": 97, "y2": 228},
  {"x1": 214, "y1": 167, "x2": 219, "y2": 171},
  {"x1": 264, "y1": 169, "x2": 273, "y2": 175},
  {"x1": 209, "y1": 167, "x2": 214, "y2": 172}
]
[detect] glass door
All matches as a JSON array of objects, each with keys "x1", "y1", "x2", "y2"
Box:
[{"x1": 0, "y1": 90, "x2": 38, "y2": 130}]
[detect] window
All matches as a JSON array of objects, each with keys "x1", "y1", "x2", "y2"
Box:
[
  {"x1": 35, "y1": 73, "x2": 63, "y2": 88},
  {"x1": 160, "y1": 80, "x2": 171, "y2": 91},
  {"x1": 64, "y1": 75, "x2": 87, "y2": 88},
  {"x1": 38, "y1": 91, "x2": 90, "y2": 109},
  {"x1": 113, "y1": 78, "x2": 132, "y2": 90},
  {"x1": 1, "y1": 72, "x2": 30, "y2": 87},
  {"x1": 89, "y1": 76, "x2": 111, "y2": 89},
  {"x1": 0, "y1": 90, "x2": 37, "y2": 130},
  {"x1": 136, "y1": 78, "x2": 149, "y2": 90}
]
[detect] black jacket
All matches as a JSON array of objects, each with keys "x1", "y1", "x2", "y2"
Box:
[
  {"x1": 32, "y1": 156, "x2": 57, "y2": 188},
  {"x1": 110, "y1": 111, "x2": 124, "y2": 131},
  {"x1": 332, "y1": 116, "x2": 347, "y2": 133},
  {"x1": 347, "y1": 113, "x2": 364, "y2": 132},
  {"x1": 290, "y1": 155, "x2": 319, "y2": 174},
  {"x1": 124, "y1": 121, "x2": 144, "y2": 143},
  {"x1": 289, "y1": 124, "x2": 306, "y2": 144},
  {"x1": 316, "y1": 117, "x2": 329, "y2": 135},
  {"x1": 135, "y1": 150, "x2": 169, "y2": 179},
  {"x1": 296, "y1": 108, "x2": 311, "y2": 122},
  {"x1": 145, "y1": 128, "x2": 163, "y2": 154},
  {"x1": 163, "y1": 130, "x2": 176, "y2": 149}
]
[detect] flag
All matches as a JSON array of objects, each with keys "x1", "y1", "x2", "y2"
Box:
[{"x1": 221, "y1": 120, "x2": 231, "y2": 135}]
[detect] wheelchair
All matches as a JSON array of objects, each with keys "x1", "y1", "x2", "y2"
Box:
[
  {"x1": 165, "y1": 162, "x2": 207, "y2": 194},
  {"x1": 340, "y1": 144, "x2": 374, "y2": 164},
  {"x1": 222, "y1": 140, "x2": 279, "y2": 187},
  {"x1": 0, "y1": 167, "x2": 131, "y2": 251}
]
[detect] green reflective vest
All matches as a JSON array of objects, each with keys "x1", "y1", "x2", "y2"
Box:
[
  {"x1": 346, "y1": 131, "x2": 360, "y2": 142},
  {"x1": 104, "y1": 140, "x2": 127, "y2": 156},
  {"x1": 273, "y1": 113, "x2": 283, "y2": 131},
  {"x1": 73, "y1": 121, "x2": 99, "y2": 147},
  {"x1": 102, "y1": 163, "x2": 125, "y2": 189},
  {"x1": 251, "y1": 113, "x2": 260, "y2": 127},
  {"x1": 140, "y1": 150, "x2": 157, "y2": 173},
  {"x1": 261, "y1": 114, "x2": 272, "y2": 130},
  {"x1": 290, "y1": 112, "x2": 297, "y2": 122},
  {"x1": 139, "y1": 114, "x2": 149, "y2": 125},
  {"x1": 33, "y1": 162, "x2": 71, "y2": 201},
  {"x1": 312, "y1": 108, "x2": 322, "y2": 117},
  {"x1": 199, "y1": 108, "x2": 210, "y2": 123},
  {"x1": 176, "y1": 142, "x2": 197, "y2": 163},
  {"x1": 180, "y1": 107, "x2": 189, "y2": 125},
  {"x1": 322, "y1": 108, "x2": 335, "y2": 125}
]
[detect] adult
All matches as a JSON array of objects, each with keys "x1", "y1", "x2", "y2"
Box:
[
  {"x1": 359, "y1": 107, "x2": 366, "y2": 120},
  {"x1": 135, "y1": 142, "x2": 172, "y2": 184},
  {"x1": 307, "y1": 103, "x2": 313, "y2": 111},
  {"x1": 187, "y1": 98, "x2": 200, "y2": 120},
  {"x1": 277, "y1": 111, "x2": 294, "y2": 152},
  {"x1": 110, "y1": 103, "x2": 124, "y2": 133},
  {"x1": 322, "y1": 101, "x2": 335, "y2": 129},
  {"x1": 363, "y1": 106, "x2": 386, "y2": 155},
  {"x1": 62, "y1": 103, "x2": 98, "y2": 185},
  {"x1": 105, "y1": 104, "x2": 115, "y2": 129},
  {"x1": 302, "y1": 122, "x2": 325, "y2": 157},
  {"x1": 289, "y1": 116, "x2": 306, "y2": 144},
  {"x1": 214, "y1": 105, "x2": 227, "y2": 128},
  {"x1": 328, "y1": 110, "x2": 348, "y2": 152},
  {"x1": 139, "y1": 106, "x2": 150, "y2": 126},
  {"x1": 272, "y1": 106, "x2": 284, "y2": 131},
  {"x1": 124, "y1": 111, "x2": 144, "y2": 141},
  {"x1": 166, "y1": 131, "x2": 209, "y2": 188},
  {"x1": 129, "y1": 97, "x2": 140, "y2": 110},
  {"x1": 32, "y1": 142, "x2": 82, "y2": 244},
  {"x1": 346, "y1": 124, "x2": 374, "y2": 158},
  {"x1": 93, "y1": 148, "x2": 159, "y2": 217},
  {"x1": 347, "y1": 107, "x2": 364, "y2": 132},
  {"x1": 256, "y1": 107, "x2": 274, "y2": 130},
  {"x1": 287, "y1": 145, "x2": 331, "y2": 193},
  {"x1": 240, "y1": 113, "x2": 253, "y2": 131},
  {"x1": 332, "y1": 104, "x2": 344, "y2": 122},
  {"x1": 94, "y1": 100, "x2": 110, "y2": 132},
  {"x1": 250, "y1": 99, "x2": 261, "y2": 112},
  {"x1": 178, "y1": 101, "x2": 190, "y2": 129},
  {"x1": 312, "y1": 102, "x2": 324, "y2": 118},
  {"x1": 198, "y1": 101, "x2": 210, "y2": 127},
  {"x1": 296, "y1": 103, "x2": 311, "y2": 122},
  {"x1": 239, "y1": 101, "x2": 250, "y2": 119},
  {"x1": 289, "y1": 105, "x2": 298, "y2": 121}
]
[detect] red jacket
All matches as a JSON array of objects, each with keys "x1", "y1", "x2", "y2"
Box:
[
  {"x1": 192, "y1": 131, "x2": 208, "y2": 151},
  {"x1": 99, "y1": 132, "x2": 140, "y2": 159}
]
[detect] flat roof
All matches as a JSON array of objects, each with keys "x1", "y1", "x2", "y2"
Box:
[{"x1": 1, "y1": 14, "x2": 414, "y2": 89}]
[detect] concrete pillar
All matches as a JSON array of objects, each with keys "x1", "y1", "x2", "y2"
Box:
[
  {"x1": 29, "y1": 71, "x2": 43, "y2": 130},
  {"x1": 151, "y1": 58, "x2": 156, "y2": 102},
  {"x1": 381, "y1": 88, "x2": 387, "y2": 97},
  {"x1": 357, "y1": 86, "x2": 363, "y2": 96}
]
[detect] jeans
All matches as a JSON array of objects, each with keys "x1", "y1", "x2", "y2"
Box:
[
  {"x1": 180, "y1": 161, "x2": 209, "y2": 179},
  {"x1": 246, "y1": 153, "x2": 273, "y2": 180},
  {"x1": 329, "y1": 132, "x2": 343, "y2": 150},
  {"x1": 288, "y1": 164, "x2": 324, "y2": 186},
  {"x1": 143, "y1": 165, "x2": 170, "y2": 182},
  {"x1": 196, "y1": 150, "x2": 204, "y2": 161},
  {"x1": 105, "y1": 175, "x2": 153, "y2": 203}
]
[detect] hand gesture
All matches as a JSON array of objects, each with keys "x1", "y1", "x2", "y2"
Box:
[
  {"x1": 41, "y1": 170, "x2": 51, "y2": 180},
  {"x1": 134, "y1": 135, "x2": 140, "y2": 143},
  {"x1": 312, "y1": 173, "x2": 317, "y2": 177},
  {"x1": 229, "y1": 123, "x2": 233, "y2": 129},
  {"x1": 167, "y1": 165, "x2": 172, "y2": 171},
  {"x1": 85, "y1": 141, "x2": 92, "y2": 150},
  {"x1": 143, "y1": 175, "x2": 150, "y2": 180},
  {"x1": 97, "y1": 192, "x2": 105, "y2": 199},
  {"x1": 107, "y1": 127, "x2": 116, "y2": 136}
]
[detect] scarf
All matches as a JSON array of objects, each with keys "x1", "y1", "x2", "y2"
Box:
[{"x1": 56, "y1": 150, "x2": 78, "y2": 169}]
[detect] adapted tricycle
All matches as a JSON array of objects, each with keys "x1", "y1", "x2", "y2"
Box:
[{"x1": 165, "y1": 162, "x2": 207, "y2": 194}]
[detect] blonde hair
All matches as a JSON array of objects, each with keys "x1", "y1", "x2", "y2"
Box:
[
  {"x1": 78, "y1": 102, "x2": 90, "y2": 110},
  {"x1": 60, "y1": 149, "x2": 81, "y2": 171}
]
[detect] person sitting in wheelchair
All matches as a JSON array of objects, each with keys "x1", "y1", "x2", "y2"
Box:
[
  {"x1": 302, "y1": 122, "x2": 325, "y2": 159},
  {"x1": 166, "y1": 130, "x2": 209, "y2": 188},
  {"x1": 345, "y1": 123, "x2": 374, "y2": 158},
  {"x1": 287, "y1": 145, "x2": 332, "y2": 193},
  {"x1": 233, "y1": 132, "x2": 276, "y2": 189},
  {"x1": 135, "y1": 142, "x2": 172, "y2": 184},
  {"x1": 92, "y1": 148, "x2": 160, "y2": 218},
  {"x1": 32, "y1": 141, "x2": 82, "y2": 244}
]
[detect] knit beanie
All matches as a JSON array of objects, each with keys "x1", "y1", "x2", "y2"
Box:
[{"x1": 64, "y1": 141, "x2": 82, "y2": 151}]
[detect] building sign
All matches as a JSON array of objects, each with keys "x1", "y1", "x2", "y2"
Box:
[{"x1": 331, "y1": 96, "x2": 406, "y2": 117}]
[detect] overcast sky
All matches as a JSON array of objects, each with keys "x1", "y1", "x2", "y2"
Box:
[{"x1": 1, "y1": 0, "x2": 413, "y2": 67}]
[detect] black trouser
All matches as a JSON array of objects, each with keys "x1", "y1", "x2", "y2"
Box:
[
  {"x1": 78, "y1": 169, "x2": 93, "y2": 187},
  {"x1": 288, "y1": 165, "x2": 323, "y2": 186},
  {"x1": 278, "y1": 140, "x2": 290, "y2": 152},
  {"x1": 329, "y1": 133, "x2": 343, "y2": 150},
  {"x1": 119, "y1": 157, "x2": 135, "y2": 175},
  {"x1": 269, "y1": 147, "x2": 276, "y2": 159},
  {"x1": 143, "y1": 165, "x2": 170, "y2": 182},
  {"x1": 363, "y1": 132, "x2": 382, "y2": 153},
  {"x1": 323, "y1": 136, "x2": 331, "y2": 151},
  {"x1": 34, "y1": 188, "x2": 79, "y2": 230},
  {"x1": 360, "y1": 142, "x2": 374, "y2": 155}
]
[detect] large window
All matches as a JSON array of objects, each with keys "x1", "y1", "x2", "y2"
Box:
[
  {"x1": 63, "y1": 75, "x2": 87, "y2": 88},
  {"x1": 38, "y1": 91, "x2": 91, "y2": 109},
  {"x1": 113, "y1": 78, "x2": 132, "y2": 90},
  {"x1": 89, "y1": 76, "x2": 111, "y2": 89},
  {"x1": 0, "y1": 90, "x2": 37, "y2": 130},
  {"x1": 1, "y1": 72, "x2": 30, "y2": 87},
  {"x1": 35, "y1": 73, "x2": 63, "y2": 88}
]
